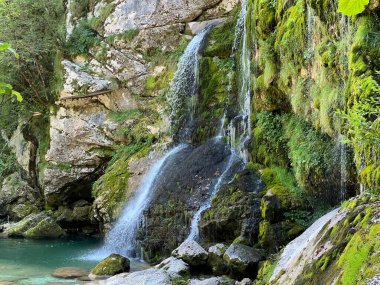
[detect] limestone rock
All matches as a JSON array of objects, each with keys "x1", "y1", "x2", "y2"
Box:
[
  {"x1": 185, "y1": 19, "x2": 226, "y2": 35},
  {"x1": 208, "y1": 244, "x2": 228, "y2": 275},
  {"x1": 62, "y1": 60, "x2": 111, "y2": 96},
  {"x1": 6, "y1": 213, "x2": 65, "y2": 239},
  {"x1": 172, "y1": 240, "x2": 208, "y2": 266},
  {"x1": 91, "y1": 254, "x2": 130, "y2": 276},
  {"x1": 223, "y1": 244, "x2": 263, "y2": 277},
  {"x1": 0, "y1": 173, "x2": 41, "y2": 220},
  {"x1": 103, "y1": 0, "x2": 223, "y2": 36},
  {"x1": 52, "y1": 267, "x2": 89, "y2": 279},
  {"x1": 87, "y1": 269, "x2": 172, "y2": 285},
  {"x1": 155, "y1": 256, "x2": 189, "y2": 277},
  {"x1": 189, "y1": 277, "x2": 235, "y2": 285}
]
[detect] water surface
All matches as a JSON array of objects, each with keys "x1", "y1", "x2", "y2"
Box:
[{"x1": 0, "y1": 237, "x2": 147, "y2": 285}]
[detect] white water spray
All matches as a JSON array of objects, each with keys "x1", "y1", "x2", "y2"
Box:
[
  {"x1": 186, "y1": 147, "x2": 241, "y2": 241},
  {"x1": 338, "y1": 135, "x2": 348, "y2": 201},
  {"x1": 169, "y1": 27, "x2": 212, "y2": 142},
  {"x1": 84, "y1": 144, "x2": 187, "y2": 260},
  {"x1": 227, "y1": 0, "x2": 252, "y2": 163}
]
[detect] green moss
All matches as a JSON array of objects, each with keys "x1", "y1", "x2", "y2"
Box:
[
  {"x1": 204, "y1": 20, "x2": 235, "y2": 58},
  {"x1": 91, "y1": 254, "x2": 130, "y2": 276}
]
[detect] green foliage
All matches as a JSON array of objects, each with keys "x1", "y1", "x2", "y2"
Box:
[
  {"x1": 106, "y1": 29, "x2": 139, "y2": 45},
  {"x1": 0, "y1": 0, "x2": 64, "y2": 131},
  {"x1": 338, "y1": 0, "x2": 370, "y2": 16},
  {"x1": 65, "y1": 20, "x2": 100, "y2": 57}
]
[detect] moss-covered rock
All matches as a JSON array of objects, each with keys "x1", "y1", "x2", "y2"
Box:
[
  {"x1": 269, "y1": 195, "x2": 380, "y2": 285},
  {"x1": 91, "y1": 254, "x2": 130, "y2": 276},
  {"x1": 6, "y1": 212, "x2": 65, "y2": 239},
  {"x1": 200, "y1": 169, "x2": 264, "y2": 246}
]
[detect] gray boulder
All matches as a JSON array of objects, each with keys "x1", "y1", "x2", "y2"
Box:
[
  {"x1": 208, "y1": 244, "x2": 228, "y2": 275},
  {"x1": 223, "y1": 244, "x2": 263, "y2": 277},
  {"x1": 156, "y1": 256, "x2": 189, "y2": 277},
  {"x1": 172, "y1": 240, "x2": 208, "y2": 266},
  {"x1": 100, "y1": 269, "x2": 172, "y2": 285}
]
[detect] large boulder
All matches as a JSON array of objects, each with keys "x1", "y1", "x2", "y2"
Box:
[
  {"x1": 91, "y1": 254, "x2": 130, "y2": 276},
  {"x1": 172, "y1": 240, "x2": 208, "y2": 267},
  {"x1": 208, "y1": 244, "x2": 228, "y2": 275},
  {"x1": 6, "y1": 213, "x2": 65, "y2": 239},
  {"x1": 223, "y1": 244, "x2": 263, "y2": 278},
  {"x1": 155, "y1": 257, "x2": 190, "y2": 278},
  {"x1": 0, "y1": 173, "x2": 41, "y2": 221}
]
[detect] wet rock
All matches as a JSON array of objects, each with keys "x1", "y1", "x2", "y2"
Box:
[
  {"x1": 52, "y1": 267, "x2": 89, "y2": 279},
  {"x1": 223, "y1": 244, "x2": 263, "y2": 278},
  {"x1": 91, "y1": 254, "x2": 130, "y2": 276},
  {"x1": 139, "y1": 139, "x2": 232, "y2": 262},
  {"x1": 200, "y1": 169, "x2": 263, "y2": 245},
  {"x1": 189, "y1": 277, "x2": 235, "y2": 285},
  {"x1": 155, "y1": 256, "x2": 189, "y2": 277},
  {"x1": 208, "y1": 244, "x2": 228, "y2": 275},
  {"x1": 172, "y1": 240, "x2": 208, "y2": 267},
  {"x1": 6, "y1": 213, "x2": 65, "y2": 239},
  {"x1": 261, "y1": 191, "x2": 280, "y2": 223}
]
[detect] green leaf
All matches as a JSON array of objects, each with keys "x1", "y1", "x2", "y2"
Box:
[
  {"x1": 12, "y1": 90, "x2": 23, "y2": 102},
  {"x1": 338, "y1": 0, "x2": 370, "y2": 16}
]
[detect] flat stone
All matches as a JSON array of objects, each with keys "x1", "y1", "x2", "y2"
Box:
[{"x1": 52, "y1": 267, "x2": 89, "y2": 279}]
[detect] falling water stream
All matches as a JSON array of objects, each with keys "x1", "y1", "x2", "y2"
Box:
[
  {"x1": 227, "y1": 0, "x2": 252, "y2": 163},
  {"x1": 84, "y1": 26, "x2": 215, "y2": 260},
  {"x1": 186, "y1": 0, "x2": 252, "y2": 241}
]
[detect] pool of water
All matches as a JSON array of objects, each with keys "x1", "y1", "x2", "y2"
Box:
[{"x1": 0, "y1": 238, "x2": 148, "y2": 285}]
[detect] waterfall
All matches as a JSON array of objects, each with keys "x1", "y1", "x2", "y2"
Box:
[
  {"x1": 168, "y1": 27, "x2": 211, "y2": 143},
  {"x1": 338, "y1": 134, "x2": 348, "y2": 201},
  {"x1": 186, "y1": 0, "x2": 251, "y2": 241},
  {"x1": 226, "y1": 0, "x2": 252, "y2": 163},
  {"x1": 84, "y1": 144, "x2": 187, "y2": 260},
  {"x1": 186, "y1": 146, "x2": 241, "y2": 241},
  {"x1": 82, "y1": 27, "x2": 217, "y2": 261}
]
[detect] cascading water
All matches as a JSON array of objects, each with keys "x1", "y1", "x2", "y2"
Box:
[
  {"x1": 186, "y1": 0, "x2": 252, "y2": 241},
  {"x1": 84, "y1": 27, "x2": 215, "y2": 260},
  {"x1": 186, "y1": 147, "x2": 241, "y2": 241},
  {"x1": 226, "y1": 0, "x2": 252, "y2": 163},
  {"x1": 338, "y1": 134, "x2": 348, "y2": 201},
  {"x1": 84, "y1": 145, "x2": 187, "y2": 260},
  {"x1": 168, "y1": 27, "x2": 212, "y2": 143}
]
